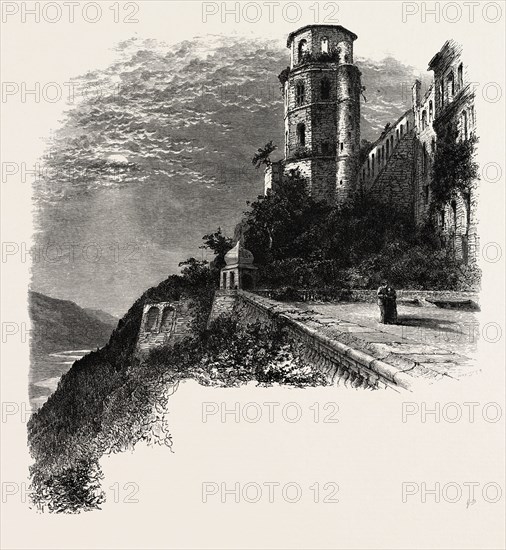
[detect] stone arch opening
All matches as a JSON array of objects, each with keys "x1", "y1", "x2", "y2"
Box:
[
  {"x1": 447, "y1": 71, "x2": 455, "y2": 100},
  {"x1": 462, "y1": 110, "x2": 468, "y2": 140},
  {"x1": 230, "y1": 271, "x2": 236, "y2": 289},
  {"x1": 320, "y1": 36, "x2": 329, "y2": 54},
  {"x1": 451, "y1": 200, "x2": 457, "y2": 229},
  {"x1": 298, "y1": 39, "x2": 308, "y2": 63},
  {"x1": 160, "y1": 307, "x2": 175, "y2": 332},
  {"x1": 297, "y1": 123, "x2": 306, "y2": 146},
  {"x1": 145, "y1": 306, "x2": 159, "y2": 332},
  {"x1": 295, "y1": 81, "x2": 305, "y2": 106}
]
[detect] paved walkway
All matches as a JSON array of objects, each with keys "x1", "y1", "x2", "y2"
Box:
[
  {"x1": 296, "y1": 302, "x2": 479, "y2": 357},
  {"x1": 270, "y1": 299, "x2": 480, "y2": 385}
]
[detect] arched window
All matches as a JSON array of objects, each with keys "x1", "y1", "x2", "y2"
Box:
[
  {"x1": 396, "y1": 129, "x2": 399, "y2": 141},
  {"x1": 298, "y1": 39, "x2": 308, "y2": 63},
  {"x1": 400, "y1": 124, "x2": 404, "y2": 136},
  {"x1": 422, "y1": 144, "x2": 428, "y2": 174},
  {"x1": 230, "y1": 271, "x2": 235, "y2": 289},
  {"x1": 367, "y1": 158, "x2": 370, "y2": 175},
  {"x1": 222, "y1": 272, "x2": 227, "y2": 288},
  {"x1": 344, "y1": 54, "x2": 350, "y2": 63},
  {"x1": 440, "y1": 81, "x2": 445, "y2": 107},
  {"x1": 406, "y1": 120, "x2": 409, "y2": 133},
  {"x1": 296, "y1": 123, "x2": 306, "y2": 146},
  {"x1": 321, "y1": 37, "x2": 329, "y2": 54},
  {"x1": 431, "y1": 137, "x2": 436, "y2": 153},
  {"x1": 457, "y1": 63, "x2": 463, "y2": 89},
  {"x1": 386, "y1": 140, "x2": 390, "y2": 156},
  {"x1": 451, "y1": 200, "x2": 457, "y2": 229},
  {"x1": 421, "y1": 110, "x2": 427, "y2": 129},
  {"x1": 295, "y1": 81, "x2": 305, "y2": 106},
  {"x1": 372, "y1": 153, "x2": 375, "y2": 173},
  {"x1": 160, "y1": 307, "x2": 175, "y2": 332},
  {"x1": 285, "y1": 130, "x2": 289, "y2": 156},
  {"x1": 145, "y1": 306, "x2": 159, "y2": 332},
  {"x1": 390, "y1": 135, "x2": 394, "y2": 150},
  {"x1": 429, "y1": 100, "x2": 433, "y2": 121},
  {"x1": 462, "y1": 110, "x2": 468, "y2": 140},
  {"x1": 447, "y1": 71, "x2": 455, "y2": 100},
  {"x1": 320, "y1": 77, "x2": 331, "y2": 100}
]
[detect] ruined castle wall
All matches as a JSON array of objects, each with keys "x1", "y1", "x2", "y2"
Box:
[
  {"x1": 366, "y1": 131, "x2": 416, "y2": 212},
  {"x1": 359, "y1": 109, "x2": 414, "y2": 196},
  {"x1": 412, "y1": 83, "x2": 437, "y2": 224}
]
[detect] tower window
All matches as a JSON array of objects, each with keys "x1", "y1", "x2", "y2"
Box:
[
  {"x1": 396, "y1": 129, "x2": 399, "y2": 141},
  {"x1": 447, "y1": 71, "x2": 455, "y2": 100},
  {"x1": 421, "y1": 110, "x2": 427, "y2": 129},
  {"x1": 295, "y1": 82, "x2": 305, "y2": 106},
  {"x1": 340, "y1": 180, "x2": 343, "y2": 186},
  {"x1": 457, "y1": 63, "x2": 463, "y2": 89},
  {"x1": 340, "y1": 142, "x2": 343, "y2": 151},
  {"x1": 422, "y1": 144, "x2": 428, "y2": 174},
  {"x1": 429, "y1": 100, "x2": 433, "y2": 121},
  {"x1": 296, "y1": 123, "x2": 306, "y2": 146},
  {"x1": 462, "y1": 110, "x2": 468, "y2": 140},
  {"x1": 321, "y1": 37, "x2": 329, "y2": 54},
  {"x1": 298, "y1": 40, "x2": 308, "y2": 64},
  {"x1": 344, "y1": 54, "x2": 350, "y2": 63},
  {"x1": 320, "y1": 77, "x2": 331, "y2": 100},
  {"x1": 431, "y1": 137, "x2": 436, "y2": 153}
]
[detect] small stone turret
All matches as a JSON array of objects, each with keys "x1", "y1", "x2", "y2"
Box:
[{"x1": 220, "y1": 241, "x2": 257, "y2": 290}]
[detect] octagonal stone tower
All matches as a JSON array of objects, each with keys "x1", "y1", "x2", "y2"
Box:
[{"x1": 284, "y1": 25, "x2": 361, "y2": 204}]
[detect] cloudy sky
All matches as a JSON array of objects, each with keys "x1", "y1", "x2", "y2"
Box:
[{"x1": 6, "y1": 2, "x2": 468, "y2": 317}]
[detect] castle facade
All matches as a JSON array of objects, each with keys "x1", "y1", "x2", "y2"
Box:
[{"x1": 266, "y1": 26, "x2": 478, "y2": 263}]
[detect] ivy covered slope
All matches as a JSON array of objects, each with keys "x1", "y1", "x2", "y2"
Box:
[
  {"x1": 27, "y1": 259, "x2": 216, "y2": 512},
  {"x1": 27, "y1": 255, "x2": 324, "y2": 513}
]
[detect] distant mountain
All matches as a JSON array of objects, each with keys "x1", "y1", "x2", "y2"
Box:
[
  {"x1": 29, "y1": 291, "x2": 117, "y2": 355},
  {"x1": 84, "y1": 307, "x2": 120, "y2": 327}
]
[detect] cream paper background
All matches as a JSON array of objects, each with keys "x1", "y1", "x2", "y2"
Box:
[{"x1": 1, "y1": 1, "x2": 505, "y2": 548}]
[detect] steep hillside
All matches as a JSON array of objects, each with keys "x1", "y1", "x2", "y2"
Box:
[{"x1": 29, "y1": 291, "x2": 118, "y2": 355}]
